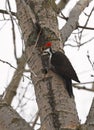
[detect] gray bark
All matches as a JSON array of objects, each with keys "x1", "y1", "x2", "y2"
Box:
[
  {"x1": 0, "y1": 0, "x2": 93, "y2": 130},
  {"x1": 0, "y1": 100, "x2": 32, "y2": 130},
  {"x1": 60, "y1": 0, "x2": 93, "y2": 45},
  {"x1": 85, "y1": 98, "x2": 94, "y2": 130},
  {"x1": 16, "y1": 0, "x2": 79, "y2": 129}
]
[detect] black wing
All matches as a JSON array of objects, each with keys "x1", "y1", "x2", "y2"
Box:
[
  {"x1": 51, "y1": 51, "x2": 80, "y2": 82},
  {"x1": 65, "y1": 78, "x2": 74, "y2": 97}
]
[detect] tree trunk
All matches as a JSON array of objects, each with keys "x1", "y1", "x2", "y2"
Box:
[
  {"x1": 0, "y1": 99, "x2": 32, "y2": 130},
  {"x1": 4, "y1": 53, "x2": 26, "y2": 105},
  {"x1": 16, "y1": 0, "x2": 79, "y2": 129},
  {"x1": 0, "y1": 0, "x2": 94, "y2": 130},
  {"x1": 85, "y1": 98, "x2": 94, "y2": 130}
]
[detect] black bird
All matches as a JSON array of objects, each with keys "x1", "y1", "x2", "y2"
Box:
[
  {"x1": 50, "y1": 50, "x2": 80, "y2": 97},
  {"x1": 43, "y1": 42, "x2": 80, "y2": 97}
]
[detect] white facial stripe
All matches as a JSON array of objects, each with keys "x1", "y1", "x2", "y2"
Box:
[{"x1": 42, "y1": 48, "x2": 52, "y2": 58}]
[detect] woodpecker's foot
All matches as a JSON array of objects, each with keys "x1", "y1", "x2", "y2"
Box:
[
  {"x1": 42, "y1": 68, "x2": 49, "y2": 74},
  {"x1": 42, "y1": 66, "x2": 57, "y2": 74}
]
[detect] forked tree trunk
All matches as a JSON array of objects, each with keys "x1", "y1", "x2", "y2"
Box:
[
  {"x1": 16, "y1": 0, "x2": 79, "y2": 129},
  {"x1": 0, "y1": 0, "x2": 94, "y2": 130}
]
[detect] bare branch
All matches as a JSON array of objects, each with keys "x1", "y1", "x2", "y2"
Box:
[
  {"x1": 0, "y1": 9, "x2": 16, "y2": 17},
  {"x1": 31, "y1": 111, "x2": 39, "y2": 129},
  {"x1": 3, "y1": 53, "x2": 26, "y2": 105},
  {"x1": 0, "y1": 58, "x2": 36, "y2": 80},
  {"x1": 15, "y1": 83, "x2": 30, "y2": 110},
  {"x1": 6, "y1": 0, "x2": 18, "y2": 61},
  {"x1": 57, "y1": 0, "x2": 69, "y2": 14},
  {"x1": 74, "y1": 81, "x2": 94, "y2": 85},
  {"x1": 65, "y1": 36, "x2": 94, "y2": 47},
  {"x1": 78, "y1": 7, "x2": 94, "y2": 46},
  {"x1": 78, "y1": 25, "x2": 94, "y2": 30},
  {"x1": 60, "y1": 0, "x2": 92, "y2": 45},
  {"x1": 73, "y1": 81, "x2": 94, "y2": 92},
  {"x1": 0, "y1": 58, "x2": 16, "y2": 69},
  {"x1": 48, "y1": 0, "x2": 69, "y2": 14},
  {"x1": 87, "y1": 51, "x2": 94, "y2": 70},
  {"x1": 73, "y1": 85, "x2": 94, "y2": 92},
  {"x1": 59, "y1": 13, "x2": 94, "y2": 30}
]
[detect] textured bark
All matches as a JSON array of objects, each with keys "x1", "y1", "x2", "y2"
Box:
[
  {"x1": 4, "y1": 53, "x2": 26, "y2": 105},
  {"x1": 85, "y1": 98, "x2": 94, "y2": 130},
  {"x1": 0, "y1": 0, "x2": 93, "y2": 130},
  {"x1": 57, "y1": 0, "x2": 69, "y2": 14},
  {"x1": 60, "y1": 0, "x2": 93, "y2": 45},
  {"x1": 16, "y1": 0, "x2": 79, "y2": 130},
  {"x1": 0, "y1": 100, "x2": 32, "y2": 130}
]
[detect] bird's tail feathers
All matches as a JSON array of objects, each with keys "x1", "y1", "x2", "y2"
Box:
[{"x1": 64, "y1": 78, "x2": 74, "y2": 98}]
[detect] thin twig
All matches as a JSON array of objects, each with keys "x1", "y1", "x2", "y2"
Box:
[
  {"x1": 74, "y1": 81, "x2": 94, "y2": 85},
  {"x1": 78, "y1": 7, "x2": 94, "y2": 46},
  {"x1": 87, "y1": 51, "x2": 94, "y2": 70},
  {"x1": 0, "y1": 9, "x2": 16, "y2": 17},
  {"x1": 78, "y1": 25, "x2": 94, "y2": 30},
  {"x1": 0, "y1": 58, "x2": 36, "y2": 79},
  {"x1": 65, "y1": 36, "x2": 94, "y2": 47},
  {"x1": 73, "y1": 85, "x2": 94, "y2": 92},
  {"x1": 6, "y1": 0, "x2": 18, "y2": 61},
  {"x1": 27, "y1": 30, "x2": 42, "y2": 62},
  {"x1": 0, "y1": 20, "x2": 9, "y2": 30},
  {"x1": 73, "y1": 81, "x2": 94, "y2": 92},
  {"x1": 0, "y1": 59, "x2": 16, "y2": 69},
  {"x1": 31, "y1": 111, "x2": 40, "y2": 129},
  {"x1": 32, "y1": 29, "x2": 42, "y2": 52}
]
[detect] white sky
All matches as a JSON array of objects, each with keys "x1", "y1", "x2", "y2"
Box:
[{"x1": 0, "y1": 0, "x2": 94, "y2": 127}]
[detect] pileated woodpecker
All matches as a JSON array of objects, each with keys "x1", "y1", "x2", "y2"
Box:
[{"x1": 42, "y1": 42, "x2": 80, "y2": 97}]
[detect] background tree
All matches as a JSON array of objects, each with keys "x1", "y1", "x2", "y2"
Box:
[{"x1": 0, "y1": 0, "x2": 94, "y2": 130}]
